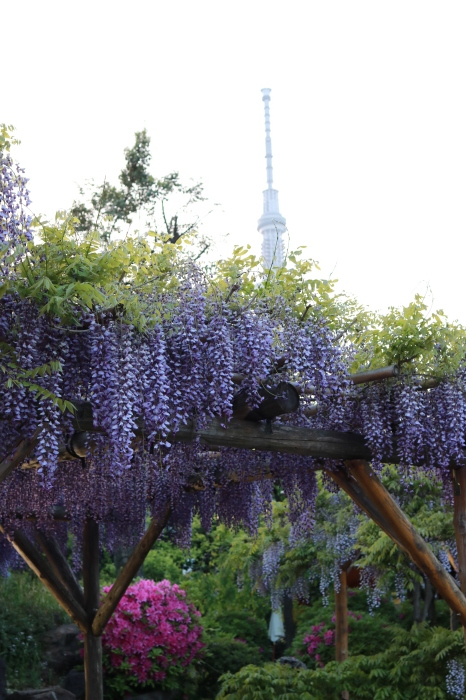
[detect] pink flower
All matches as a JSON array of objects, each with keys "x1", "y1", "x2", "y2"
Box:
[
  {"x1": 101, "y1": 579, "x2": 204, "y2": 687},
  {"x1": 323, "y1": 630, "x2": 334, "y2": 646}
]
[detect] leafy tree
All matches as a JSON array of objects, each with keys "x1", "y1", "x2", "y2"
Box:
[{"x1": 69, "y1": 129, "x2": 206, "y2": 244}]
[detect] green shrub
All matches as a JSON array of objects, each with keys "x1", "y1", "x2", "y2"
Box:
[
  {"x1": 217, "y1": 625, "x2": 466, "y2": 700},
  {"x1": 289, "y1": 594, "x2": 398, "y2": 668},
  {"x1": 217, "y1": 663, "x2": 320, "y2": 699},
  {"x1": 196, "y1": 638, "x2": 267, "y2": 699},
  {"x1": 213, "y1": 611, "x2": 269, "y2": 648},
  {"x1": 0, "y1": 571, "x2": 67, "y2": 689}
]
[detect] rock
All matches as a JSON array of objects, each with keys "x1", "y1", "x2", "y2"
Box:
[
  {"x1": 8, "y1": 688, "x2": 76, "y2": 700},
  {"x1": 63, "y1": 670, "x2": 84, "y2": 700},
  {"x1": 42, "y1": 624, "x2": 81, "y2": 674},
  {"x1": 277, "y1": 655, "x2": 307, "y2": 669},
  {"x1": 0, "y1": 657, "x2": 6, "y2": 700}
]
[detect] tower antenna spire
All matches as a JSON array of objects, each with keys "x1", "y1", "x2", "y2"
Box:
[
  {"x1": 257, "y1": 88, "x2": 286, "y2": 269},
  {"x1": 262, "y1": 88, "x2": 273, "y2": 189}
]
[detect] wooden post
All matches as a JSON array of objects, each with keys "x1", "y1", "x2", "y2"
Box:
[
  {"x1": 452, "y1": 467, "x2": 466, "y2": 644},
  {"x1": 92, "y1": 503, "x2": 171, "y2": 636},
  {"x1": 83, "y1": 518, "x2": 103, "y2": 700},
  {"x1": 346, "y1": 460, "x2": 466, "y2": 626},
  {"x1": 335, "y1": 568, "x2": 349, "y2": 700}
]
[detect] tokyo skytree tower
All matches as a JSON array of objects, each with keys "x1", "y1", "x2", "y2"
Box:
[{"x1": 257, "y1": 88, "x2": 287, "y2": 269}]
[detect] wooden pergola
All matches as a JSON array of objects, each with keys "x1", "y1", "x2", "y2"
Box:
[{"x1": 1, "y1": 369, "x2": 466, "y2": 699}]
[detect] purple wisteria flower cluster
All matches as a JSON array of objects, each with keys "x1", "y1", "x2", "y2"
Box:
[{"x1": 0, "y1": 148, "x2": 32, "y2": 272}]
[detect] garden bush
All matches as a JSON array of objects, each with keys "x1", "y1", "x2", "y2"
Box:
[
  {"x1": 217, "y1": 625, "x2": 466, "y2": 700},
  {"x1": 101, "y1": 579, "x2": 203, "y2": 698},
  {"x1": 196, "y1": 638, "x2": 267, "y2": 699}
]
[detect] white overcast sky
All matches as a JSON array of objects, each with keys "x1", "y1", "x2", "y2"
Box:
[{"x1": 3, "y1": 1, "x2": 466, "y2": 323}]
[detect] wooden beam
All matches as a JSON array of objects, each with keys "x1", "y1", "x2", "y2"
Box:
[
  {"x1": 346, "y1": 460, "x2": 466, "y2": 626},
  {"x1": 83, "y1": 518, "x2": 103, "y2": 700},
  {"x1": 325, "y1": 467, "x2": 405, "y2": 549},
  {"x1": 0, "y1": 427, "x2": 41, "y2": 484},
  {"x1": 0, "y1": 525, "x2": 88, "y2": 632},
  {"x1": 92, "y1": 502, "x2": 171, "y2": 637},
  {"x1": 350, "y1": 365, "x2": 398, "y2": 385},
  {"x1": 22, "y1": 417, "x2": 375, "y2": 471},
  {"x1": 34, "y1": 530, "x2": 85, "y2": 608}
]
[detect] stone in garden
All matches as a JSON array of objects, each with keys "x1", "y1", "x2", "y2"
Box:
[
  {"x1": 63, "y1": 670, "x2": 85, "y2": 699},
  {"x1": 7, "y1": 688, "x2": 77, "y2": 700},
  {"x1": 277, "y1": 656, "x2": 307, "y2": 669},
  {"x1": 42, "y1": 623, "x2": 81, "y2": 674},
  {"x1": 0, "y1": 656, "x2": 6, "y2": 700}
]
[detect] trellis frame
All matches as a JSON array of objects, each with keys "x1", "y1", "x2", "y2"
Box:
[{"x1": 2, "y1": 385, "x2": 466, "y2": 700}]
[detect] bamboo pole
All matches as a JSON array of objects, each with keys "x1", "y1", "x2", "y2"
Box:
[
  {"x1": 0, "y1": 427, "x2": 41, "y2": 484},
  {"x1": 346, "y1": 460, "x2": 466, "y2": 626},
  {"x1": 452, "y1": 467, "x2": 466, "y2": 643},
  {"x1": 83, "y1": 518, "x2": 103, "y2": 700},
  {"x1": 335, "y1": 568, "x2": 349, "y2": 700},
  {"x1": 92, "y1": 502, "x2": 171, "y2": 637},
  {"x1": 34, "y1": 530, "x2": 85, "y2": 607},
  {"x1": 0, "y1": 525, "x2": 88, "y2": 632}
]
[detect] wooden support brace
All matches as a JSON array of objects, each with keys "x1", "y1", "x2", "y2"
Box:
[
  {"x1": 325, "y1": 466, "x2": 405, "y2": 549},
  {"x1": 0, "y1": 426, "x2": 41, "y2": 484},
  {"x1": 0, "y1": 525, "x2": 88, "y2": 632},
  {"x1": 92, "y1": 502, "x2": 171, "y2": 637},
  {"x1": 345, "y1": 460, "x2": 466, "y2": 627},
  {"x1": 34, "y1": 530, "x2": 85, "y2": 608}
]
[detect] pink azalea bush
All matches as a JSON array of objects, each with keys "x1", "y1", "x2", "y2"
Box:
[
  {"x1": 101, "y1": 579, "x2": 203, "y2": 692},
  {"x1": 303, "y1": 612, "x2": 362, "y2": 668}
]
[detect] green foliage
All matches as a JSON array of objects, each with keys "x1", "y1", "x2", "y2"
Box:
[
  {"x1": 0, "y1": 124, "x2": 20, "y2": 152},
  {"x1": 217, "y1": 663, "x2": 319, "y2": 699},
  {"x1": 218, "y1": 626, "x2": 466, "y2": 700},
  {"x1": 69, "y1": 129, "x2": 205, "y2": 243},
  {"x1": 357, "y1": 465, "x2": 454, "y2": 611},
  {"x1": 288, "y1": 591, "x2": 400, "y2": 669},
  {"x1": 143, "y1": 539, "x2": 184, "y2": 584},
  {"x1": 351, "y1": 294, "x2": 466, "y2": 375},
  {"x1": 197, "y1": 639, "x2": 267, "y2": 699},
  {"x1": 214, "y1": 244, "x2": 366, "y2": 330},
  {"x1": 3, "y1": 217, "x2": 186, "y2": 329},
  {"x1": 177, "y1": 518, "x2": 271, "y2": 635},
  {"x1": 0, "y1": 572, "x2": 67, "y2": 690}
]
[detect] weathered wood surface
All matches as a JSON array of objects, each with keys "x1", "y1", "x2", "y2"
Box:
[
  {"x1": 21, "y1": 414, "x2": 375, "y2": 470},
  {"x1": 326, "y1": 467, "x2": 405, "y2": 549},
  {"x1": 92, "y1": 501, "x2": 172, "y2": 637},
  {"x1": 452, "y1": 468, "x2": 466, "y2": 640},
  {"x1": 0, "y1": 525, "x2": 88, "y2": 632},
  {"x1": 83, "y1": 518, "x2": 103, "y2": 700},
  {"x1": 346, "y1": 460, "x2": 466, "y2": 626},
  {"x1": 453, "y1": 468, "x2": 466, "y2": 594},
  {"x1": 0, "y1": 426, "x2": 41, "y2": 484},
  {"x1": 34, "y1": 530, "x2": 85, "y2": 608}
]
